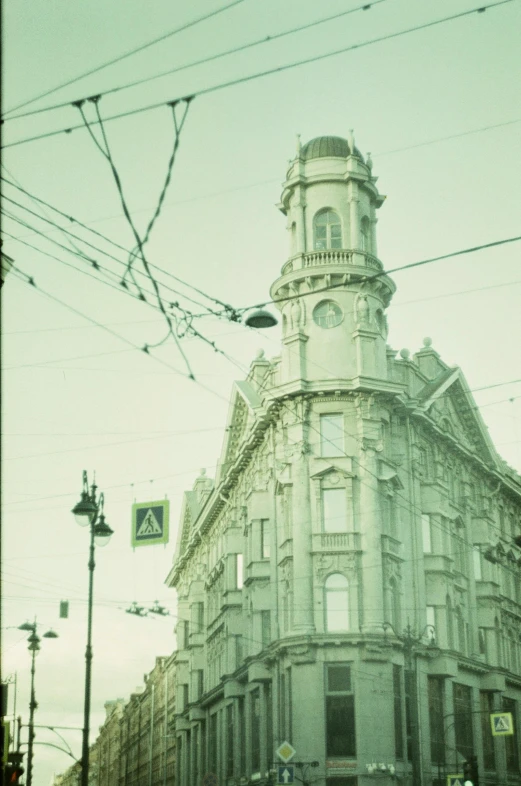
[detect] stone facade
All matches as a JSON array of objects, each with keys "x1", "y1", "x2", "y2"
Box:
[
  {"x1": 53, "y1": 654, "x2": 176, "y2": 786},
  {"x1": 166, "y1": 136, "x2": 521, "y2": 786}
]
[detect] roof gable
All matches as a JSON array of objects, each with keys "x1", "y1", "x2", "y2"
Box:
[
  {"x1": 217, "y1": 380, "x2": 264, "y2": 481},
  {"x1": 415, "y1": 368, "x2": 500, "y2": 469}
]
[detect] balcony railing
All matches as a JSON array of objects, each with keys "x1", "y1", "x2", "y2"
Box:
[{"x1": 281, "y1": 249, "x2": 383, "y2": 275}]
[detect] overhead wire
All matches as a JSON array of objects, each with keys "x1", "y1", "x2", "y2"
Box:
[
  {"x1": 2, "y1": 0, "x2": 514, "y2": 149},
  {"x1": 2, "y1": 0, "x2": 387, "y2": 123},
  {"x1": 1, "y1": 0, "x2": 247, "y2": 116}
]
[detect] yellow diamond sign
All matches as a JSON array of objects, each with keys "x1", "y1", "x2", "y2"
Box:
[{"x1": 276, "y1": 741, "x2": 296, "y2": 764}]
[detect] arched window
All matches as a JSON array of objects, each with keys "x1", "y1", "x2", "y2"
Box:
[
  {"x1": 360, "y1": 216, "x2": 370, "y2": 252},
  {"x1": 325, "y1": 573, "x2": 349, "y2": 632},
  {"x1": 314, "y1": 210, "x2": 342, "y2": 250}
]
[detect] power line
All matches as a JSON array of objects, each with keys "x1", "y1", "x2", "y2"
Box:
[
  {"x1": 1, "y1": 0, "x2": 247, "y2": 116},
  {"x1": 2, "y1": 0, "x2": 386, "y2": 123},
  {"x1": 1, "y1": 173, "x2": 233, "y2": 313},
  {"x1": 2, "y1": 1, "x2": 513, "y2": 150}
]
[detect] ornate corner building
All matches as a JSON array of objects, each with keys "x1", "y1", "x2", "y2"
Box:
[{"x1": 165, "y1": 136, "x2": 521, "y2": 786}]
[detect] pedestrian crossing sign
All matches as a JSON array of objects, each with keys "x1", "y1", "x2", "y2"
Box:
[
  {"x1": 132, "y1": 500, "x2": 169, "y2": 547},
  {"x1": 491, "y1": 711, "x2": 514, "y2": 736},
  {"x1": 446, "y1": 776, "x2": 463, "y2": 786}
]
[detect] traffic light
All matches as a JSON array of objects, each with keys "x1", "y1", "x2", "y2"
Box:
[
  {"x1": 463, "y1": 754, "x2": 479, "y2": 786},
  {"x1": 4, "y1": 752, "x2": 24, "y2": 785}
]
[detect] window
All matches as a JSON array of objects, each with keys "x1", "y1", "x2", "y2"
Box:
[
  {"x1": 250, "y1": 689, "x2": 261, "y2": 772},
  {"x1": 279, "y1": 671, "x2": 286, "y2": 739},
  {"x1": 480, "y1": 691, "x2": 495, "y2": 771},
  {"x1": 503, "y1": 697, "x2": 519, "y2": 773},
  {"x1": 261, "y1": 610, "x2": 271, "y2": 649},
  {"x1": 314, "y1": 210, "x2": 342, "y2": 250},
  {"x1": 388, "y1": 578, "x2": 401, "y2": 630},
  {"x1": 325, "y1": 574, "x2": 349, "y2": 632},
  {"x1": 208, "y1": 713, "x2": 218, "y2": 774},
  {"x1": 192, "y1": 669, "x2": 204, "y2": 701},
  {"x1": 238, "y1": 698, "x2": 246, "y2": 776},
  {"x1": 236, "y1": 553, "x2": 243, "y2": 589},
  {"x1": 191, "y1": 601, "x2": 204, "y2": 634},
  {"x1": 325, "y1": 664, "x2": 356, "y2": 757},
  {"x1": 453, "y1": 683, "x2": 474, "y2": 762},
  {"x1": 226, "y1": 704, "x2": 234, "y2": 777},
  {"x1": 428, "y1": 677, "x2": 444, "y2": 764},
  {"x1": 422, "y1": 514, "x2": 432, "y2": 553},
  {"x1": 320, "y1": 414, "x2": 344, "y2": 457},
  {"x1": 446, "y1": 596, "x2": 454, "y2": 649},
  {"x1": 313, "y1": 299, "x2": 343, "y2": 329},
  {"x1": 393, "y1": 665, "x2": 404, "y2": 759},
  {"x1": 261, "y1": 520, "x2": 270, "y2": 559},
  {"x1": 181, "y1": 683, "x2": 189, "y2": 711},
  {"x1": 473, "y1": 547, "x2": 482, "y2": 580},
  {"x1": 266, "y1": 682, "x2": 273, "y2": 766},
  {"x1": 323, "y1": 489, "x2": 347, "y2": 532}
]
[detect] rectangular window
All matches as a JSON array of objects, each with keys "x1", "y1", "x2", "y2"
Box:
[
  {"x1": 325, "y1": 664, "x2": 356, "y2": 757},
  {"x1": 453, "y1": 683, "x2": 474, "y2": 762},
  {"x1": 428, "y1": 677, "x2": 444, "y2": 764},
  {"x1": 181, "y1": 683, "x2": 189, "y2": 711},
  {"x1": 238, "y1": 698, "x2": 245, "y2": 776},
  {"x1": 279, "y1": 671, "x2": 286, "y2": 740},
  {"x1": 266, "y1": 682, "x2": 273, "y2": 767},
  {"x1": 287, "y1": 667, "x2": 292, "y2": 739},
  {"x1": 320, "y1": 413, "x2": 344, "y2": 457},
  {"x1": 422, "y1": 514, "x2": 432, "y2": 553},
  {"x1": 480, "y1": 691, "x2": 495, "y2": 771},
  {"x1": 251, "y1": 689, "x2": 261, "y2": 773},
  {"x1": 473, "y1": 547, "x2": 482, "y2": 580},
  {"x1": 405, "y1": 671, "x2": 413, "y2": 761},
  {"x1": 191, "y1": 601, "x2": 204, "y2": 634},
  {"x1": 261, "y1": 610, "x2": 271, "y2": 649},
  {"x1": 208, "y1": 713, "x2": 218, "y2": 774},
  {"x1": 323, "y1": 488, "x2": 347, "y2": 533},
  {"x1": 393, "y1": 665, "x2": 404, "y2": 759},
  {"x1": 193, "y1": 724, "x2": 199, "y2": 786},
  {"x1": 236, "y1": 553, "x2": 243, "y2": 589},
  {"x1": 503, "y1": 697, "x2": 519, "y2": 773},
  {"x1": 226, "y1": 703, "x2": 234, "y2": 778},
  {"x1": 260, "y1": 519, "x2": 270, "y2": 559}
]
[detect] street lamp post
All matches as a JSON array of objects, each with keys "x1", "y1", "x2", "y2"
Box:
[
  {"x1": 18, "y1": 621, "x2": 58, "y2": 786},
  {"x1": 383, "y1": 622, "x2": 439, "y2": 786},
  {"x1": 72, "y1": 470, "x2": 113, "y2": 786}
]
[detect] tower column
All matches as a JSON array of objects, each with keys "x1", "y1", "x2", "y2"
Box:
[
  {"x1": 292, "y1": 449, "x2": 315, "y2": 633},
  {"x1": 349, "y1": 182, "x2": 360, "y2": 249},
  {"x1": 356, "y1": 398, "x2": 384, "y2": 633}
]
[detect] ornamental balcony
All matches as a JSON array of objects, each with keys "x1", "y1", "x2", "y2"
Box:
[{"x1": 281, "y1": 249, "x2": 383, "y2": 276}]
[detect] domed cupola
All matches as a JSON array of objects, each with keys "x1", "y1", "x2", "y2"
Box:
[{"x1": 271, "y1": 133, "x2": 396, "y2": 389}]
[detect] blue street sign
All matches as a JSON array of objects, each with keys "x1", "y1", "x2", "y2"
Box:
[
  {"x1": 278, "y1": 765, "x2": 295, "y2": 784},
  {"x1": 131, "y1": 500, "x2": 169, "y2": 547}
]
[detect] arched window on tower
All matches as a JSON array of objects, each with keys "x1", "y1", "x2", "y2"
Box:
[
  {"x1": 325, "y1": 573, "x2": 349, "y2": 632},
  {"x1": 314, "y1": 209, "x2": 342, "y2": 250},
  {"x1": 360, "y1": 216, "x2": 370, "y2": 252}
]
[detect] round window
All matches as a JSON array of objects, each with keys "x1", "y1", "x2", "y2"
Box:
[{"x1": 313, "y1": 300, "x2": 343, "y2": 329}]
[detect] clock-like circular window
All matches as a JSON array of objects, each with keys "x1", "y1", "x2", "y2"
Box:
[{"x1": 313, "y1": 300, "x2": 343, "y2": 329}]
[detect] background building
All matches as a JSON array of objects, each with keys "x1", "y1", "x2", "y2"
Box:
[
  {"x1": 53, "y1": 654, "x2": 176, "y2": 786},
  {"x1": 166, "y1": 135, "x2": 521, "y2": 786}
]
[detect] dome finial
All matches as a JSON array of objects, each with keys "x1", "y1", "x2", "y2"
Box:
[
  {"x1": 348, "y1": 129, "x2": 356, "y2": 156},
  {"x1": 366, "y1": 152, "x2": 373, "y2": 171},
  {"x1": 296, "y1": 133, "x2": 302, "y2": 155}
]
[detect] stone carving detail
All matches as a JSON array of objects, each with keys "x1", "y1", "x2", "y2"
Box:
[
  {"x1": 289, "y1": 298, "x2": 304, "y2": 330},
  {"x1": 383, "y1": 555, "x2": 402, "y2": 585},
  {"x1": 315, "y1": 553, "x2": 357, "y2": 583},
  {"x1": 356, "y1": 293, "x2": 371, "y2": 326}
]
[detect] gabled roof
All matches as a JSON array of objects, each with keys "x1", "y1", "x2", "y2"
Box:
[
  {"x1": 217, "y1": 380, "x2": 265, "y2": 482},
  {"x1": 413, "y1": 367, "x2": 500, "y2": 470}
]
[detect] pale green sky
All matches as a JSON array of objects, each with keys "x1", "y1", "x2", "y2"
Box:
[{"x1": 2, "y1": 0, "x2": 521, "y2": 783}]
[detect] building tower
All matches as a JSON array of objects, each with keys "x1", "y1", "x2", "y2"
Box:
[{"x1": 167, "y1": 136, "x2": 521, "y2": 786}]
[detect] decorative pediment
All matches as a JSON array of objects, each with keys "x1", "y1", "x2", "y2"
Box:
[
  {"x1": 414, "y1": 368, "x2": 500, "y2": 470},
  {"x1": 217, "y1": 380, "x2": 265, "y2": 479},
  {"x1": 310, "y1": 464, "x2": 355, "y2": 482}
]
